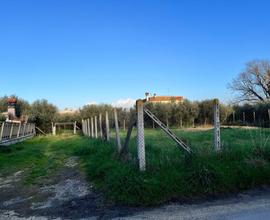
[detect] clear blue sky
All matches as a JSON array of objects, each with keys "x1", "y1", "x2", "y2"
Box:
[{"x1": 1, "y1": 0, "x2": 270, "y2": 109}]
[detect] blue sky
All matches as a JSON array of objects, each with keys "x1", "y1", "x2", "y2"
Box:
[{"x1": 1, "y1": 0, "x2": 270, "y2": 109}]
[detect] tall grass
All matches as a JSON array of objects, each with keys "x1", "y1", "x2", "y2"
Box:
[
  {"x1": 74, "y1": 128, "x2": 270, "y2": 205},
  {"x1": 0, "y1": 128, "x2": 270, "y2": 206}
]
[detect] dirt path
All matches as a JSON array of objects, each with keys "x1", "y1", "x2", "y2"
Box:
[{"x1": 0, "y1": 157, "x2": 137, "y2": 219}]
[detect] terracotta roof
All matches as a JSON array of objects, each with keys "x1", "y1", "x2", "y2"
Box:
[
  {"x1": 148, "y1": 96, "x2": 183, "y2": 102},
  {"x1": 7, "y1": 98, "x2": 17, "y2": 103}
]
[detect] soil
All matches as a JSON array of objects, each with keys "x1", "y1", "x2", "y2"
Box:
[{"x1": 0, "y1": 157, "x2": 138, "y2": 219}]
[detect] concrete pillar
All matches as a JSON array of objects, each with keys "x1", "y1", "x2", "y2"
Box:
[
  {"x1": 53, "y1": 125, "x2": 56, "y2": 136},
  {"x1": 99, "y1": 113, "x2": 103, "y2": 138},
  {"x1": 213, "y1": 99, "x2": 221, "y2": 152},
  {"x1": 74, "y1": 121, "x2": 77, "y2": 135},
  {"x1": 268, "y1": 109, "x2": 270, "y2": 127},
  {"x1": 136, "y1": 100, "x2": 146, "y2": 171},
  {"x1": 81, "y1": 120, "x2": 84, "y2": 135},
  {"x1": 95, "y1": 116, "x2": 98, "y2": 138},
  {"x1": 114, "y1": 108, "x2": 122, "y2": 152},
  {"x1": 105, "y1": 111, "x2": 110, "y2": 141},
  {"x1": 91, "y1": 117, "x2": 94, "y2": 138},
  {"x1": 87, "y1": 119, "x2": 90, "y2": 136},
  {"x1": 52, "y1": 122, "x2": 54, "y2": 135}
]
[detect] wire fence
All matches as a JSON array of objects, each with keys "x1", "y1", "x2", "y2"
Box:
[{"x1": 0, "y1": 121, "x2": 36, "y2": 146}]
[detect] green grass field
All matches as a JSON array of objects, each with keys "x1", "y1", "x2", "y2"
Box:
[{"x1": 0, "y1": 128, "x2": 270, "y2": 206}]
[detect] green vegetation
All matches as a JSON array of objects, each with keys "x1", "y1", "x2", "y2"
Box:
[
  {"x1": 0, "y1": 135, "x2": 83, "y2": 183},
  {"x1": 1, "y1": 128, "x2": 270, "y2": 206}
]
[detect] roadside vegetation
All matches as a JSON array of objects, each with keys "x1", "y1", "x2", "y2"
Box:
[{"x1": 1, "y1": 128, "x2": 270, "y2": 206}]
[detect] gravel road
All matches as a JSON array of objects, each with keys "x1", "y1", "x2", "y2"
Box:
[{"x1": 116, "y1": 188, "x2": 270, "y2": 220}]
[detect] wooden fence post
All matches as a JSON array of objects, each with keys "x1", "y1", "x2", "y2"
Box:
[
  {"x1": 105, "y1": 111, "x2": 110, "y2": 141},
  {"x1": 0, "y1": 122, "x2": 5, "y2": 142},
  {"x1": 123, "y1": 119, "x2": 126, "y2": 132},
  {"x1": 213, "y1": 99, "x2": 221, "y2": 152},
  {"x1": 253, "y1": 111, "x2": 256, "y2": 125},
  {"x1": 114, "y1": 109, "x2": 122, "y2": 152},
  {"x1": 99, "y1": 113, "x2": 103, "y2": 138},
  {"x1": 94, "y1": 116, "x2": 98, "y2": 138},
  {"x1": 233, "y1": 111, "x2": 235, "y2": 124},
  {"x1": 243, "y1": 112, "x2": 246, "y2": 125},
  {"x1": 136, "y1": 100, "x2": 146, "y2": 171}
]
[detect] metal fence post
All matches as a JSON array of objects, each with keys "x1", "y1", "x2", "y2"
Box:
[
  {"x1": 9, "y1": 123, "x2": 14, "y2": 139},
  {"x1": 114, "y1": 108, "x2": 122, "y2": 152},
  {"x1": 213, "y1": 99, "x2": 221, "y2": 152},
  {"x1": 17, "y1": 122, "x2": 21, "y2": 138},
  {"x1": 23, "y1": 123, "x2": 26, "y2": 137},
  {"x1": 105, "y1": 111, "x2": 110, "y2": 141},
  {"x1": 136, "y1": 100, "x2": 146, "y2": 171},
  {"x1": 33, "y1": 124, "x2": 36, "y2": 135},
  {"x1": 0, "y1": 122, "x2": 5, "y2": 142},
  {"x1": 99, "y1": 113, "x2": 103, "y2": 138}
]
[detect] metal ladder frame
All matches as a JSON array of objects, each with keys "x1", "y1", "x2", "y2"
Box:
[{"x1": 144, "y1": 108, "x2": 191, "y2": 153}]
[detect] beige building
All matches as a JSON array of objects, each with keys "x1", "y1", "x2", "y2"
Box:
[{"x1": 148, "y1": 96, "x2": 184, "y2": 104}]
